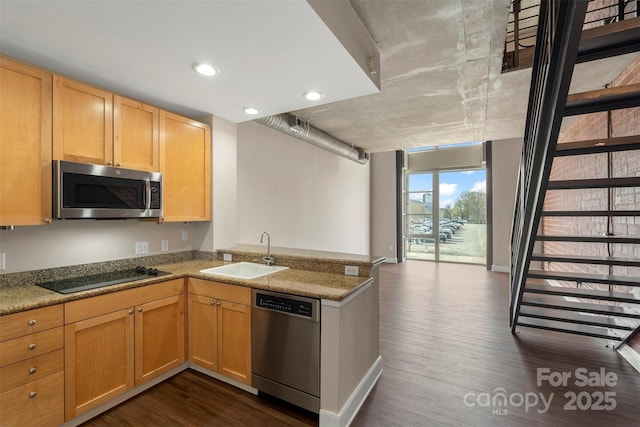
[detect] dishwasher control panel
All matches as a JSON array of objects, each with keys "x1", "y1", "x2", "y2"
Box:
[{"x1": 255, "y1": 292, "x2": 315, "y2": 319}]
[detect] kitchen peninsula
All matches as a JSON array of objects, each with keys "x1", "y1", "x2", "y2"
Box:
[{"x1": 0, "y1": 247, "x2": 383, "y2": 427}]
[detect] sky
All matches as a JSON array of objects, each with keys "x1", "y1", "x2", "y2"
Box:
[{"x1": 408, "y1": 169, "x2": 487, "y2": 208}]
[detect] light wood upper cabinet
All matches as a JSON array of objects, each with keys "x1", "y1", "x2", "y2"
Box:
[
  {"x1": 187, "y1": 279, "x2": 251, "y2": 385},
  {"x1": 0, "y1": 57, "x2": 52, "y2": 226},
  {"x1": 53, "y1": 78, "x2": 160, "y2": 171},
  {"x1": 160, "y1": 111, "x2": 211, "y2": 222},
  {"x1": 113, "y1": 95, "x2": 159, "y2": 171},
  {"x1": 53, "y1": 77, "x2": 113, "y2": 165}
]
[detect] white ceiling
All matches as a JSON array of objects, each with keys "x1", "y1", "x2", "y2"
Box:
[{"x1": 1, "y1": 0, "x2": 636, "y2": 154}]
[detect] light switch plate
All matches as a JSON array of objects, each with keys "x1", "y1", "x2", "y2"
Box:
[
  {"x1": 223, "y1": 253, "x2": 232, "y2": 262},
  {"x1": 181, "y1": 230, "x2": 188, "y2": 241},
  {"x1": 0, "y1": 252, "x2": 5, "y2": 270},
  {"x1": 161, "y1": 240, "x2": 169, "y2": 251}
]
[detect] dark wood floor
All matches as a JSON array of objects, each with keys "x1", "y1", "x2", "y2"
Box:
[{"x1": 83, "y1": 261, "x2": 640, "y2": 427}]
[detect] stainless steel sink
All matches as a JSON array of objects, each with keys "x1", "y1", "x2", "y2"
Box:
[{"x1": 199, "y1": 262, "x2": 289, "y2": 280}]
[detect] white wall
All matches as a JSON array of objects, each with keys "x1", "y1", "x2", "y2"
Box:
[
  {"x1": 236, "y1": 121, "x2": 370, "y2": 255},
  {"x1": 370, "y1": 151, "x2": 397, "y2": 261},
  {"x1": 491, "y1": 138, "x2": 523, "y2": 272},
  {"x1": 0, "y1": 220, "x2": 196, "y2": 274}
]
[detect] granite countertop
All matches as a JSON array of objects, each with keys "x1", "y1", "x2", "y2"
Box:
[
  {"x1": 220, "y1": 244, "x2": 385, "y2": 266},
  {"x1": 0, "y1": 259, "x2": 373, "y2": 316}
]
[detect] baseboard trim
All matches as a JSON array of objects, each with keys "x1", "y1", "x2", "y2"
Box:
[
  {"x1": 188, "y1": 362, "x2": 258, "y2": 394},
  {"x1": 491, "y1": 265, "x2": 510, "y2": 273},
  {"x1": 319, "y1": 356, "x2": 383, "y2": 427},
  {"x1": 617, "y1": 344, "x2": 640, "y2": 373}
]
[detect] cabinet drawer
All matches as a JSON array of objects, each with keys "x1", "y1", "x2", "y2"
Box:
[
  {"x1": 0, "y1": 327, "x2": 63, "y2": 367},
  {"x1": 0, "y1": 305, "x2": 63, "y2": 342},
  {"x1": 0, "y1": 349, "x2": 64, "y2": 393},
  {"x1": 188, "y1": 278, "x2": 251, "y2": 305},
  {"x1": 65, "y1": 278, "x2": 185, "y2": 323},
  {"x1": 0, "y1": 370, "x2": 64, "y2": 427}
]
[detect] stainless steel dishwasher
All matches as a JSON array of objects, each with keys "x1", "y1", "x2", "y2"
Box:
[{"x1": 251, "y1": 289, "x2": 320, "y2": 413}]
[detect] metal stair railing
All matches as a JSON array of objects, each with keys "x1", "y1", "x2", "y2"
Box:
[{"x1": 509, "y1": 0, "x2": 589, "y2": 331}]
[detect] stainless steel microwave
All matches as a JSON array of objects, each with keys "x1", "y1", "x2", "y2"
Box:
[{"x1": 54, "y1": 160, "x2": 162, "y2": 219}]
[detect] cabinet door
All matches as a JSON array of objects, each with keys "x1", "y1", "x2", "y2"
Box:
[
  {"x1": 64, "y1": 309, "x2": 134, "y2": 420},
  {"x1": 187, "y1": 294, "x2": 218, "y2": 372},
  {"x1": 217, "y1": 301, "x2": 251, "y2": 385},
  {"x1": 134, "y1": 294, "x2": 184, "y2": 386},
  {"x1": 159, "y1": 111, "x2": 211, "y2": 222},
  {"x1": 0, "y1": 57, "x2": 52, "y2": 226},
  {"x1": 114, "y1": 95, "x2": 159, "y2": 171},
  {"x1": 53, "y1": 77, "x2": 113, "y2": 165}
]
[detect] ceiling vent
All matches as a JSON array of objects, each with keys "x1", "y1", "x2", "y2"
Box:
[{"x1": 254, "y1": 113, "x2": 369, "y2": 164}]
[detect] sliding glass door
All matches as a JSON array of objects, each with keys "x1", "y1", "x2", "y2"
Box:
[{"x1": 405, "y1": 169, "x2": 487, "y2": 265}]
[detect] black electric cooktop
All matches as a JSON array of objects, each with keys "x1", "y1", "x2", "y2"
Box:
[{"x1": 36, "y1": 266, "x2": 170, "y2": 294}]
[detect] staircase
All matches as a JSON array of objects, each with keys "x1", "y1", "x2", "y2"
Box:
[{"x1": 509, "y1": 0, "x2": 640, "y2": 348}]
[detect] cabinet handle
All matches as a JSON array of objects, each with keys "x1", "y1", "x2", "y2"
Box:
[
  {"x1": 128, "y1": 309, "x2": 134, "y2": 315},
  {"x1": 29, "y1": 367, "x2": 37, "y2": 375},
  {"x1": 138, "y1": 308, "x2": 143, "y2": 312},
  {"x1": 28, "y1": 319, "x2": 37, "y2": 326},
  {"x1": 29, "y1": 391, "x2": 38, "y2": 399},
  {"x1": 44, "y1": 218, "x2": 52, "y2": 224},
  {"x1": 28, "y1": 343, "x2": 36, "y2": 350},
  {"x1": 116, "y1": 162, "x2": 122, "y2": 167},
  {"x1": 107, "y1": 161, "x2": 113, "y2": 166},
  {"x1": 216, "y1": 302, "x2": 221, "y2": 307},
  {"x1": 210, "y1": 301, "x2": 215, "y2": 305}
]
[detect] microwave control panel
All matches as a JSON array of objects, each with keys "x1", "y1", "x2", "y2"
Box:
[{"x1": 150, "y1": 182, "x2": 161, "y2": 209}]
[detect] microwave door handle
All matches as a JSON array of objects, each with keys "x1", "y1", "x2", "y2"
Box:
[{"x1": 145, "y1": 179, "x2": 151, "y2": 211}]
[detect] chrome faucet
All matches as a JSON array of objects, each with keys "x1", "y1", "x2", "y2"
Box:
[{"x1": 260, "y1": 231, "x2": 275, "y2": 266}]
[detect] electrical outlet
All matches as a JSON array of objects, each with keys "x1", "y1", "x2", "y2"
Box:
[
  {"x1": 223, "y1": 253, "x2": 232, "y2": 262},
  {"x1": 0, "y1": 252, "x2": 5, "y2": 270},
  {"x1": 181, "y1": 230, "x2": 188, "y2": 241},
  {"x1": 135, "y1": 241, "x2": 149, "y2": 255},
  {"x1": 161, "y1": 240, "x2": 169, "y2": 252},
  {"x1": 345, "y1": 265, "x2": 359, "y2": 276}
]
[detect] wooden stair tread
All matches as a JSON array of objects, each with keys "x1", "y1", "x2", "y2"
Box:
[
  {"x1": 564, "y1": 83, "x2": 640, "y2": 116},
  {"x1": 554, "y1": 135, "x2": 640, "y2": 156},
  {"x1": 528, "y1": 269, "x2": 640, "y2": 287},
  {"x1": 541, "y1": 210, "x2": 640, "y2": 217},
  {"x1": 535, "y1": 234, "x2": 640, "y2": 243},
  {"x1": 521, "y1": 295, "x2": 640, "y2": 318},
  {"x1": 517, "y1": 317, "x2": 624, "y2": 340},
  {"x1": 524, "y1": 283, "x2": 640, "y2": 303},
  {"x1": 547, "y1": 177, "x2": 640, "y2": 190},
  {"x1": 531, "y1": 253, "x2": 640, "y2": 267},
  {"x1": 520, "y1": 306, "x2": 637, "y2": 330}
]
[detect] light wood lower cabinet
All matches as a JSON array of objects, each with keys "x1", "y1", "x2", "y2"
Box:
[
  {"x1": 134, "y1": 294, "x2": 185, "y2": 385},
  {"x1": 188, "y1": 278, "x2": 251, "y2": 385},
  {"x1": 64, "y1": 279, "x2": 184, "y2": 420},
  {"x1": 0, "y1": 305, "x2": 64, "y2": 427}
]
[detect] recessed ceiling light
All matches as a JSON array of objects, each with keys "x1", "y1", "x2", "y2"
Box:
[
  {"x1": 193, "y1": 63, "x2": 219, "y2": 77},
  {"x1": 303, "y1": 91, "x2": 324, "y2": 101},
  {"x1": 243, "y1": 107, "x2": 261, "y2": 115}
]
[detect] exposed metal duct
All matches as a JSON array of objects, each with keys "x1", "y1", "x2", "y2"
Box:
[{"x1": 254, "y1": 113, "x2": 369, "y2": 164}]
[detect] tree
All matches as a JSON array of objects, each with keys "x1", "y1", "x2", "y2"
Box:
[
  {"x1": 442, "y1": 204, "x2": 453, "y2": 220},
  {"x1": 453, "y1": 191, "x2": 486, "y2": 223}
]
